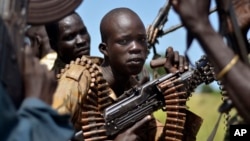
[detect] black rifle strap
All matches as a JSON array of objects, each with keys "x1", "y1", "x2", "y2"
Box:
[
  {"x1": 184, "y1": 30, "x2": 195, "y2": 67},
  {"x1": 227, "y1": 1, "x2": 249, "y2": 65},
  {"x1": 207, "y1": 113, "x2": 222, "y2": 141}
]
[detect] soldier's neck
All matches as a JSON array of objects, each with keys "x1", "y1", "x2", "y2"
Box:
[{"x1": 100, "y1": 65, "x2": 134, "y2": 97}]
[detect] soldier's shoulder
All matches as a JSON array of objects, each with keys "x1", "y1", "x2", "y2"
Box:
[
  {"x1": 85, "y1": 55, "x2": 104, "y2": 66},
  {"x1": 52, "y1": 56, "x2": 102, "y2": 112},
  {"x1": 56, "y1": 56, "x2": 101, "y2": 82}
]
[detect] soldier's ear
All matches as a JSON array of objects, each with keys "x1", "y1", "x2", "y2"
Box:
[
  {"x1": 35, "y1": 35, "x2": 42, "y2": 45},
  {"x1": 99, "y1": 42, "x2": 108, "y2": 56}
]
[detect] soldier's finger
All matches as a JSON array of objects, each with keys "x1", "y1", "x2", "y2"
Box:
[
  {"x1": 166, "y1": 46, "x2": 174, "y2": 57},
  {"x1": 183, "y1": 57, "x2": 189, "y2": 71},
  {"x1": 174, "y1": 51, "x2": 179, "y2": 63},
  {"x1": 179, "y1": 56, "x2": 184, "y2": 72},
  {"x1": 129, "y1": 115, "x2": 152, "y2": 132},
  {"x1": 23, "y1": 45, "x2": 34, "y2": 74}
]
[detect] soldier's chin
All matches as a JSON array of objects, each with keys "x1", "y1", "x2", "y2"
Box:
[
  {"x1": 77, "y1": 51, "x2": 90, "y2": 57},
  {"x1": 129, "y1": 67, "x2": 143, "y2": 75}
]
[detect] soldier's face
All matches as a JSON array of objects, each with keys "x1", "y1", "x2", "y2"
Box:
[
  {"x1": 57, "y1": 13, "x2": 90, "y2": 63},
  {"x1": 105, "y1": 14, "x2": 148, "y2": 76}
]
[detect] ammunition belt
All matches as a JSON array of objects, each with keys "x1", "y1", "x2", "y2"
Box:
[
  {"x1": 57, "y1": 56, "x2": 113, "y2": 141},
  {"x1": 157, "y1": 55, "x2": 215, "y2": 141}
]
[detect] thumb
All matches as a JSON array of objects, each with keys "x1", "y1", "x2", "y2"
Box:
[
  {"x1": 129, "y1": 115, "x2": 152, "y2": 133},
  {"x1": 165, "y1": 46, "x2": 174, "y2": 57}
]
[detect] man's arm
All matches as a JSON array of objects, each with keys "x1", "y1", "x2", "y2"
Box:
[
  {"x1": 7, "y1": 98, "x2": 74, "y2": 141},
  {"x1": 0, "y1": 85, "x2": 74, "y2": 141},
  {"x1": 0, "y1": 46, "x2": 74, "y2": 141},
  {"x1": 171, "y1": 0, "x2": 250, "y2": 123}
]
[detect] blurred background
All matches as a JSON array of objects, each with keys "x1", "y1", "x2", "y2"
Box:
[
  {"x1": 76, "y1": 0, "x2": 235, "y2": 140},
  {"x1": 76, "y1": 0, "x2": 220, "y2": 89}
]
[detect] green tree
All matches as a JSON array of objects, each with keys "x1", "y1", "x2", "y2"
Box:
[{"x1": 200, "y1": 84, "x2": 215, "y2": 93}]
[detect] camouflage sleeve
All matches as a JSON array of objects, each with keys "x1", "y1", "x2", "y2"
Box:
[
  {"x1": 51, "y1": 57, "x2": 92, "y2": 130},
  {"x1": 51, "y1": 56, "x2": 114, "y2": 133}
]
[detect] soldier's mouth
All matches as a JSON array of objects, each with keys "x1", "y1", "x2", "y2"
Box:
[{"x1": 127, "y1": 58, "x2": 144, "y2": 65}]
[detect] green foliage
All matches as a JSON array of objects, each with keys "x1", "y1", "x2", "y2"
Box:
[
  {"x1": 144, "y1": 62, "x2": 167, "y2": 80},
  {"x1": 200, "y1": 84, "x2": 214, "y2": 93},
  {"x1": 199, "y1": 84, "x2": 219, "y2": 94},
  {"x1": 154, "y1": 67, "x2": 166, "y2": 76},
  {"x1": 153, "y1": 93, "x2": 236, "y2": 141}
]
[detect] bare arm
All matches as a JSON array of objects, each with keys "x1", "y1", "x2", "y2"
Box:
[{"x1": 171, "y1": 0, "x2": 250, "y2": 122}]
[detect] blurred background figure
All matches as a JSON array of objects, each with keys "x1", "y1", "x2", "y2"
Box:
[
  {"x1": 0, "y1": 0, "x2": 83, "y2": 141},
  {"x1": 25, "y1": 25, "x2": 57, "y2": 70},
  {"x1": 45, "y1": 11, "x2": 91, "y2": 75}
]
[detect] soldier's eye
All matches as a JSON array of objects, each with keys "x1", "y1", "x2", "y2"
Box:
[
  {"x1": 141, "y1": 37, "x2": 146, "y2": 42},
  {"x1": 79, "y1": 29, "x2": 87, "y2": 35},
  {"x1": 64, "y1": 34, "x2": 75, "y2": 41},
  {"x1": 118, "y1": 39, "x2": 128, "y2": 45}
]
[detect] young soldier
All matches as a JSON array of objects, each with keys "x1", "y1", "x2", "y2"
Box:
[{"x1": 52, "y1": 7, "x2": 189, "y2": 141}]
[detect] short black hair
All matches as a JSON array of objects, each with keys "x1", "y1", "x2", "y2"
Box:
[
  {"x1": 100, "y1": 7, "x2": 140, "y2": 43},
  {"x1": 45, "y1": 21, "x2": 60, "y2": 52},
  {"x1": 45, "y1": 11, "x2": 80, "y2": 52}
]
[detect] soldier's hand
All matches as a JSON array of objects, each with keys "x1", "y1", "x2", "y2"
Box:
[
  {"x1": 114, "y1": 115, "x2": 152, "y2": 141},
  {"x1": 147, "y1": 25, "x2": 160, "y2": 45},
  {"x1": 164, "y1": 47, "x2": 189, "y2": 73},
  {"x1": 224, "y1": 1, "x2": 250, "y2": 34},
  {"x1": 22, "y1": 45, "x2": 57, "y2": 105},
  {"x1": 170, "y1": 0, "x2": 211, "y2": 33}
]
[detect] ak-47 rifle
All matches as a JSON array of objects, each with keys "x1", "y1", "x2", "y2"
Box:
[
  {"x1": 147, "y1": 1, "x2": 217, "y2": 60},
  {"x1": 103, "y1": 56, "x2": 215, "y2": 137},
  {"x1": 72, "y1": 56, "x2": 214, "y2": 140},
  {"x1": 147, "y1": 1, "x2": 171, "y2": 59},
  {"x1": 0, "y1": 0, "x2": 28, "y2": 108}
]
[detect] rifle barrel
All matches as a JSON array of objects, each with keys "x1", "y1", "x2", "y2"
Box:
[{"x1": 162, "y1": 7, "x2": 217, "y2": 36}]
